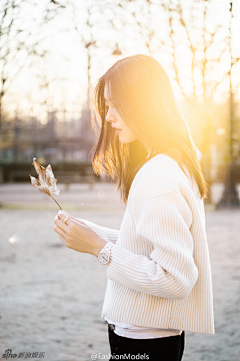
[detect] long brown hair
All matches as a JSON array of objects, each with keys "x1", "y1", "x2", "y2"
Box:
[{"x1": 90, "y1": 54, "x2": 209, "y2": 203}]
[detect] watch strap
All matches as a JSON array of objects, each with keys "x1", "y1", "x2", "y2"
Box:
[{"x1": 97, "y1": 242, "x2": 114, "y2": 265}]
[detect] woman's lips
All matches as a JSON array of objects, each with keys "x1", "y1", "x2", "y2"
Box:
[{"x1": 115, "y1": 129, "x2": 122, "y2": 134}]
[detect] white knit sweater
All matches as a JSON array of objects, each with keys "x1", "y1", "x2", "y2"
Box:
[{"x1": 83, "y1": 154, "x2": 215, "y2": 335}]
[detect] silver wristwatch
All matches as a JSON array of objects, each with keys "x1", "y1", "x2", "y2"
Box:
[{"x1": 97, "y1": 243, "x2": 113, "y2": 265}]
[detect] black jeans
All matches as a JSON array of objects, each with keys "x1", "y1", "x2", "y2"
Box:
[{"x1": 108, "y1": 325, "x2": 185, "y2": 361}]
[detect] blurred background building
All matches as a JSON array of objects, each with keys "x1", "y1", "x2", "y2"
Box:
[{"x1": 0, "y1": 104, "x2": 95, "y2": 165}]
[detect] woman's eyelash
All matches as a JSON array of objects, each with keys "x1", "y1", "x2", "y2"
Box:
[{"x1": 105, "y1": 104, "x2": 115, "y2": 111}]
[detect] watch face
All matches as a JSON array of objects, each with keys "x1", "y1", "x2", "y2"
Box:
[{"x1": 99, "y1": 252, "x2": 110, "y2": 265}]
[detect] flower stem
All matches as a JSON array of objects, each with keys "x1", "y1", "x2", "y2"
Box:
[{"x1": 50, "y1": 195, "x2": 62, "y2": 210}]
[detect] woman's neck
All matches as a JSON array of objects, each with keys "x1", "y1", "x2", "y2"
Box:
[
  {"x1": 140, "y1": 141, "x2": 155, "y2": 159},
  {"x1": 146, "y1": 149, "x2": 156, "y2": 159}
]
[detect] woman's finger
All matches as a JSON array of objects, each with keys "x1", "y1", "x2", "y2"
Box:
[
  {"x1": 60, "y1": 210, "x2": 73, "y2": 219},
  {"x1": 57, "y1": 211, "x2": 74, "y2": 225},
  {"x1": 53, "y1": 221, "x2": 68, "y2": 239},
  {"x1": 54, "y1": 215, "x2": 69, "y2": 234},
  {"x1": 59, "y1": 210, "x2": 85, "y2": 224},
  {"x1": 57, "y1": 211, "x2": 83, "y2": 228}
]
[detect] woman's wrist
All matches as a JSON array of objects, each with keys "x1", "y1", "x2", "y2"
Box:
[{"x1": 93, "y1": 237, "x2": 107, "y2": 258}]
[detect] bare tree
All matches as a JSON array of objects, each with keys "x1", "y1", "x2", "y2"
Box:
[
  {"x1": 164, "y1": 0, "x2": 239, "y2": 189},
  {"x1": 0, "y1": 0, "x2": 66, "y2": 129},
  {"x1": 60, "y1": 0, "x2": 123, "y2": 159}
]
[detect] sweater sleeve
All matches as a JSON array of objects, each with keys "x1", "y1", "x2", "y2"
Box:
[
  {"x1": 106, "y1": 191, "x2": 199, "y2": 300},
  {"x1": 76, "y1": 218, "x2": 120, "y2": 244}
]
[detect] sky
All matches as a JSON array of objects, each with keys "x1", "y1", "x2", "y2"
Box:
[{"x1": 2, "y1": 0, "x2": 240, "y2": 124}]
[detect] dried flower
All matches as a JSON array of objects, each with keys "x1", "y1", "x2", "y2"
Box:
[{"x1": 29, "y1": 157, "x2": 62, "y2": 210}]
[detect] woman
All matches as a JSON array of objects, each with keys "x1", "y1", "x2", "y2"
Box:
[{"x1": 54, "y1": 54, "x2": 215, "y2": 360}]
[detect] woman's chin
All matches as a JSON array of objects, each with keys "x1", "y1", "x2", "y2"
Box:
[
  {"x1": 118, "y1": 134, "x2": 138, "y2": 144},
  {"x1": 117, "y1": 135, "x2": 125, "y2": 143},
  {"x1": 118, "y1": 137, "x2": 129, "y2": 144}
]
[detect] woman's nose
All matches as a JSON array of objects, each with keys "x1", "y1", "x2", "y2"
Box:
[{"x1": 106, "y1": 109, "x2": 115, "y2": 123}]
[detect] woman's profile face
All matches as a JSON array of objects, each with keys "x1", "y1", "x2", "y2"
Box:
[{"x1": 104, "y1": 82, "x2": 138, "y2": 144}]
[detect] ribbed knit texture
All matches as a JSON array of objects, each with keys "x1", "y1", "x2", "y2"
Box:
[{"x1": 83, "y1": 154, "x2": 215, "y2": 335}]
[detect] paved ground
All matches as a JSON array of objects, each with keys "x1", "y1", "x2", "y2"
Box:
[{"x1": 0, "y1": 183, "x2": 240, "y2": 361}]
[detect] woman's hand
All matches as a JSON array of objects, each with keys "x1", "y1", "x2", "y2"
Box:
[{"x1": 53, "y1": 210, "x2": 107, "y2": 257}]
